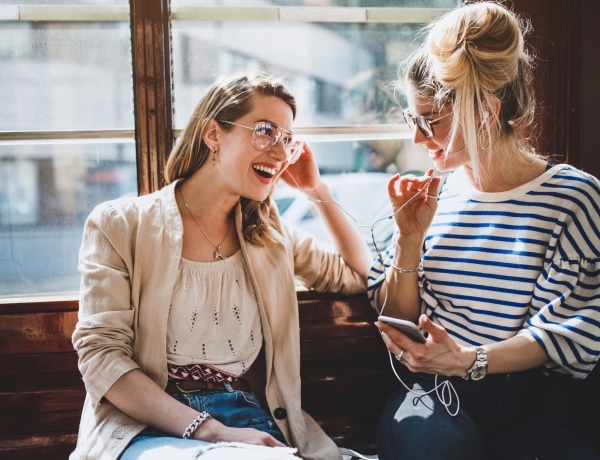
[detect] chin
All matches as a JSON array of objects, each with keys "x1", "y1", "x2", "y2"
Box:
[
  {"x1": 250, "y1": 189, "x2": 271, "y2": 203},
  {"x1": 433, "y1": 160, "x2": 452, "y2": 172}
]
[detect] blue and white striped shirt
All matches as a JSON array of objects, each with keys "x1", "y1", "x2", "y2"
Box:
[{"x1": 368, "y1": 164, "x2": 600, "y2": 379}]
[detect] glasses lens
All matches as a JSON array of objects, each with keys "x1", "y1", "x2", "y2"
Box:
[
  {"x1": 403, "y1": 110, "x2": 415, "y2": 129},
  {"x1": 287, "y1": 141, "x2": 304, "y2": 164},
  {"x1": 252, "y1": 122, "x2": 279, "y2": 151},
  {"x1": 404, "y1": 110, "x2": 434, "y2": 138},
  {"x1": 282, "y1": 134, "x2": 297, "y2": 156},
  {"x1": 252, "y1": 121, "x2": 298, "y2": 162},
  {"x1": 416, "y1": 118, "x2": 434, "y2": 138}
]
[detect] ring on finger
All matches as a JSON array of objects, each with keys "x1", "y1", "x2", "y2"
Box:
[{"x1": 395, "y1": 349, "x2": 405, "y2": 362}]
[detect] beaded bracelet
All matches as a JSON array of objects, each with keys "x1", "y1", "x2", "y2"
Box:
[
  {"x1": 182, "y1": 411, "x2": 212, "y2": 439},
  {"x1": 390, "y1": 263, "x2": 419, "y2": 273}
]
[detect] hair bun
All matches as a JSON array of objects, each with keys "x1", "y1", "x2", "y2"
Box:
[{"x1": 427, "y1": 2, "x2": 527, "y2": 95}]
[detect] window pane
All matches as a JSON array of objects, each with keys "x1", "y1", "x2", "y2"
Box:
[
  {"x1": 172, "y1": 21, "x2": 426, "y2": 130},
  {"x1": 0, "y1": 21, "x2": 133, "y2": 131},
  {"x1": 0, "y1": 140, "x2": 136, "y2": 297}
]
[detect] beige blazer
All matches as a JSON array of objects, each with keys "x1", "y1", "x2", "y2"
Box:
[{"x1": 70, "y1": 181, "x2": 364, "y2": 460}]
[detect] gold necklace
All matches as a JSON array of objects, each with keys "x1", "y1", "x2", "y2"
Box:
[{"x1": 179, "y1": 188, "x2": 229, "y2": 260}]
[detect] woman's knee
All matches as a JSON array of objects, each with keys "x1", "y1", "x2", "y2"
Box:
[{"x1": 376, "y1": 390, "x2": 485, "y2": 460}]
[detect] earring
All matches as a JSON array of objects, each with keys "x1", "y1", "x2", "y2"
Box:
[
  {"x1": 211, "y1": 148, "x2": 217, "y2": 166},
  {"x1": 479, "y1": 132, "x2": 490, "y2": 150}
]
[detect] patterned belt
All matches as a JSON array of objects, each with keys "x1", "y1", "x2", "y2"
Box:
[{"x1": 165, "y1": 378, "x2": 251, "y2": 394}]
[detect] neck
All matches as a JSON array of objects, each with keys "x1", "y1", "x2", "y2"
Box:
[
  {"x1": 462, "y1": 156, "x2": 546, "y2": 193},
  {"x1": 178, "y1": 177, "x2": 237, "y2": 224}
]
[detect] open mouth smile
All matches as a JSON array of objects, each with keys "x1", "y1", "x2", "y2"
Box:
[{"x1": 253, "y1": 164, "x2": 278, "y2": 179}]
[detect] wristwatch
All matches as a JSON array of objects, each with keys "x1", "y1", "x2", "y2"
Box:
[{"x1": 466, "y1": 346, "x2": 488, "y2": 381}]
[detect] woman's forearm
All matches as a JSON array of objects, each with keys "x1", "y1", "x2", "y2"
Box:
[
  {"x1": 485, "y1": 334, "x2": 549, "y2": 375},
  {"x1": 376, "y1": 234, "x2": 424, "y2": 321},
  {"x1": 104, "y1": 369, "x2": 219, "y2": 441}
]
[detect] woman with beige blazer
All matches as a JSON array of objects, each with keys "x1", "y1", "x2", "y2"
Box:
[{"x1": 71, "y1": 71, "x2": 372, "y2": 460}]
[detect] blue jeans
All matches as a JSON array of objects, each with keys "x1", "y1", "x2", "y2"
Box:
[
  {"x1": 377, "y1": 367, "x2": 599, "y2": 460},
  {"x1": 486, "y1": 370, "x2": 600, "y2": 460},
  {"x1": 120, "y1": 389, "x2": 285, "y2": 459}
]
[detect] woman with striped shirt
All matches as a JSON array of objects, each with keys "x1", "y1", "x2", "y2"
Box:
[{"x1": 369, "y1": 3, "x2": 600, "y2": 460}]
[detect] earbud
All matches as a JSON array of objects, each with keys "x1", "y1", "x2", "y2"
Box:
[{"x1": 481, "y1": 111, "x2": 490, "y2": 127}]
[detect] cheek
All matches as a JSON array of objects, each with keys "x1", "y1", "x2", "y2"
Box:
[{"x1": 434, "y1": 127, "x2": 454, "y2": 146}]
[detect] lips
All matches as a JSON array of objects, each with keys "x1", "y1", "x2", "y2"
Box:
[{"x1": 430, "y1": 149, "x2": 444, "y2": 160}]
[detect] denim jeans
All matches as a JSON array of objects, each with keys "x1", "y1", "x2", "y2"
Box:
[
  {"x1": 376, "y1": 377, "x2": 487, "y2": 460},
  {"x1": 486, "y1": 370, "x2": 600, "y2": 460},
  {"x1": 120, "y1": 389, "x2": 287, "y2": 459},
  {"x1": 376, "y1": 366, "x2": 600, "y2": 460}
]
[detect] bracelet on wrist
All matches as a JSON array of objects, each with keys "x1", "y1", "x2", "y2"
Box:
[
  {"x1": 390, "y1": 263, "x2": 419, "y2": 273},
  {"x1": 182, "y1": 411, "x2": 212, "y2": 439}
]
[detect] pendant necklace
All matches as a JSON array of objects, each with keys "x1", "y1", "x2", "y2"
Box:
[{"x1": 180, "y1": 188, "x2": 229, "y2": 260}]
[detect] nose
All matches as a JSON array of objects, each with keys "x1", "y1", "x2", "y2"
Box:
[
  {"x1": 411, "y1": 125, "x2": 429, "y2": 145},
  {"x1": 267, "y1": 140, "x2": 289, "y2": 163}
]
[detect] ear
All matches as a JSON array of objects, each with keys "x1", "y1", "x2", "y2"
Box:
[{"x1": 202, "y1": 118, "x2": 220, "y2": 150}]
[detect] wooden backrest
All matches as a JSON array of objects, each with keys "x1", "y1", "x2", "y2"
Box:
[
  {"x1": 298, "y1": 291, "x2": 393, "y2": 453},
  {"x1": 0, "y1": 292, "x2": 392, "y2": 458},
  {"x1": 0, "y1": 300, "x2": 84, "y2": 460}
]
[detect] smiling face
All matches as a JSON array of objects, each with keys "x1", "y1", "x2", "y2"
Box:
[
  {"x1": 216, "y1": 94, "x2": 294, "y2": 202},
  {"x1": 406, "y1": 85, "x2": 468, "y2": 173}
]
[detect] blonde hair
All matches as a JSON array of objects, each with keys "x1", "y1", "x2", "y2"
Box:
[
  {"x1": 399, "y1": 1, "x2": 539, "y2": 184},
  {"x1": 165, "y1": 71, "x2": 296, "y2": 245}
]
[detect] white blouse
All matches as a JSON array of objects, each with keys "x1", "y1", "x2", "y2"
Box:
[{"x1": 166, "y1": 250, "x2": 262, "y2": 379}]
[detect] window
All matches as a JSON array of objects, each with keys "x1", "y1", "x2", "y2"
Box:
[
  {"x1": 0, "y1": 1, "x2": 458, "y2": 299},
  {"x1": 0, "y1": 1, "x2": 134, "y2": 298}
]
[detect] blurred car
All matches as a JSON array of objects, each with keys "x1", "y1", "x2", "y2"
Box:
[{"x1": 274, "y1": 172, "x2": 396, "y2": 256}]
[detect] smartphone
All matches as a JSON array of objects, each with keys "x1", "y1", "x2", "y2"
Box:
[{"x1": 377, "y1": 315, "x2": 427, "y2": 343}]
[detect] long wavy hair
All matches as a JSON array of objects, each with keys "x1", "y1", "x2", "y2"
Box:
[{"x1": 165, "y1": 71, "x2": 296, "y2": 245}]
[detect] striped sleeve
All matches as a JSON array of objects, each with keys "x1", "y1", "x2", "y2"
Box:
[{"x1": 522, "y1": 168, "x2": 600, "y2": 378}]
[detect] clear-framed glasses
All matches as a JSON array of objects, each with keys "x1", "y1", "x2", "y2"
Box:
[
  {"x1": 218, "y1": 120, "x2": 304, "y2": 164},
  {"x1": 403, "y1": 109, "x2": 452, "y2": 139}
]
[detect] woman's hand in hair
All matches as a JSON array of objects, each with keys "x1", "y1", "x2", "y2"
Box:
[{"x1": 280, "y1": 142, "x2": 324, "y2": 200}]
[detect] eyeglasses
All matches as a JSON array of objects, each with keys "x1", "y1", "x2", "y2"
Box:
[
  {"x1": 218, "y1": 120, "x2": 304, "y2": 164},
  {"x1": 403, "y1": 109, "x2": 452, "y2": 139}
]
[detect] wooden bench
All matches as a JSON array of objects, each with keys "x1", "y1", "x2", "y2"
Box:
[
  {"x1": 4, "y1": 292, "x2": 598, "y2": 459},
  {"x1": 0, "y1": 292, "x2": 392, "y2": 459}
]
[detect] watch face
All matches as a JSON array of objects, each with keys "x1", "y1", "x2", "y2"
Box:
[
  {"x1": 471, "y1": 371, "x2": 485, "y2": 380},
  {"x1": 469, "y1": 347, "x2": 487, "y2": 381},
  {"x1": 471, "y1": 368, "x2": 486, "y2": 381}
]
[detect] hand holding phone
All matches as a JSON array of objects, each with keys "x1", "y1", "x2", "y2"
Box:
[{"x1": 378, "y1": 315, "x2": 427, "y2": 343}]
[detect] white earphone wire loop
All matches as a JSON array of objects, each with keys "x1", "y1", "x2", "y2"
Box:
[{"x1": 387, "y1": 349, "x2": 460, "y2": 417}]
